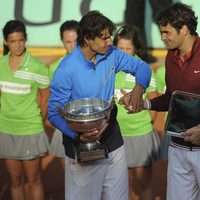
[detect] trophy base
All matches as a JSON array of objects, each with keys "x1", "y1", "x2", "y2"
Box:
[{"x1": 76, "y1": 146, "x2": 108, "y2": 163}]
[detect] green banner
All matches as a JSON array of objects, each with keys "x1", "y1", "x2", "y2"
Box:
[{"x1": 0, "y1": 0, "x2": 199, "y2": 48}]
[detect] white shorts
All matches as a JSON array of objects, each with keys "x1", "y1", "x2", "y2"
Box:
[
  {"x1": 167, "y1": 146, "x2": 200, "y2": 200},
  {"x1": 65, "y1": 145, "x2": 128, "y2": 200}
]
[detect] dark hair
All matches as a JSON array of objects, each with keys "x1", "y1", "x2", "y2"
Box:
[
  {"x1": 77, "y1": 10, "x2": 116, "y2": 47},
  {"x1": 113, "y1": 24, "x2": 148, "y2": 60},
  {"x1": 3, "y1": 20, "x2": 27, "y2": 55},
  {"x1": 60, "y1": 20, "x2": 79, "y2": 40},
  {"x1": 157, "y1": 3, "x2": 198, "y2": 35}
]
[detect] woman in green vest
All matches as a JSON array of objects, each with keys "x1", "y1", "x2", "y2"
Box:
[{"x1": 0, "y1": 20, "x2": 50, "y2": 200}]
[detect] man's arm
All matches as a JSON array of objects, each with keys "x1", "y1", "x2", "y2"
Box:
[{"x1": 48, "y1": 62, "x2": 77, "y2": 139}]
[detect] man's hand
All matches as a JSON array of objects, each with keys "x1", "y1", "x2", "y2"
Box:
[
  {"x1": 119, "y1": 84, "x2": 144, "y2": 113},
  {"x1": 79, "y1": 123, "x2": 109, "y2": 143},
  {"x1": 181, "y1": 124, "x2": 200, "y2": 145}
]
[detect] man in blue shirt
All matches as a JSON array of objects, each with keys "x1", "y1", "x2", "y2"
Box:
[{"x1": 48, "y1": 10, "x2": 151, "y2": 200}]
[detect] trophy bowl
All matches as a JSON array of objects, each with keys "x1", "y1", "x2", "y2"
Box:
[{"x1": 59, "y1": 98, "x2": 112, "y2": 133}]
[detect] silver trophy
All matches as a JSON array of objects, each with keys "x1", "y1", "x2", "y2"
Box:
[{"x1": 57, "y1": 97, "x2": 115, "y2": 162}]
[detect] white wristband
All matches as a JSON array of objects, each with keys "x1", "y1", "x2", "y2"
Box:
[{"x1": 145, "y1": 100, "x2": 151, "y2": 110}]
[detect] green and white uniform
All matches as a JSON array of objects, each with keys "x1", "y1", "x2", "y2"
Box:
[
  {"x1": 0, "y1": 50, "x2": 49, "y2": 134},
  {"x1": 0, "y1": 50, "x2": 50, "y2": 159},
  {"x1": 115, "y1": 65, "x2": 160, "y2": 167}
]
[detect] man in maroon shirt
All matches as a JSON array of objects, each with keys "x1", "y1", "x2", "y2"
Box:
[{"x1": 143, "y1": 3, "x2": 200, "y2": 200}]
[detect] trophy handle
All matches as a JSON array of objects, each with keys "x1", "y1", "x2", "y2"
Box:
[
  {"x1": 56, "y1": 105, "x2": 65, "y2": 117},
  {"x1": 109, "y1": 95, "x2": 116, "y2": 109}
]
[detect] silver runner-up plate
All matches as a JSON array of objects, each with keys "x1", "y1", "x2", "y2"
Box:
[{"x1": 165, "y1": 91, "x2": 200, "y2": 138}]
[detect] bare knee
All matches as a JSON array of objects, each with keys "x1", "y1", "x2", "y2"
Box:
[
  {"x1": 134, "y1": 167, "x2": 153, "y2": 190},
  {"x1": 26, "y1": 174, "x2": 42, "y2": 187},
  {"x1": 9, "y1": 174, "x2": 24, "y2": 188},
  {"x1": 137, "y1": 176, "x2": 151, "y2": 190}
]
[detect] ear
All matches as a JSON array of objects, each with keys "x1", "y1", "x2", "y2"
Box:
[
  {"x1": 84, "y1": 35, "x2": 91, "y2": 46},
  {"x1": 180, "y1": 25, "x2": 189, "y2": 36},
  {"x1": 4, "y1": 40, "x2": 8, "y2": 46}
]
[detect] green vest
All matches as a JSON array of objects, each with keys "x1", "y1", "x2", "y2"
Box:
[{"x1": 0, "y1": 51, "x2": 49, "y2": 135}]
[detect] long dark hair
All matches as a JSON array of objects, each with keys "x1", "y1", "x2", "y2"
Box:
[{"x1": 3, "y1": 20, "x2": 27, "y2": 55}]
